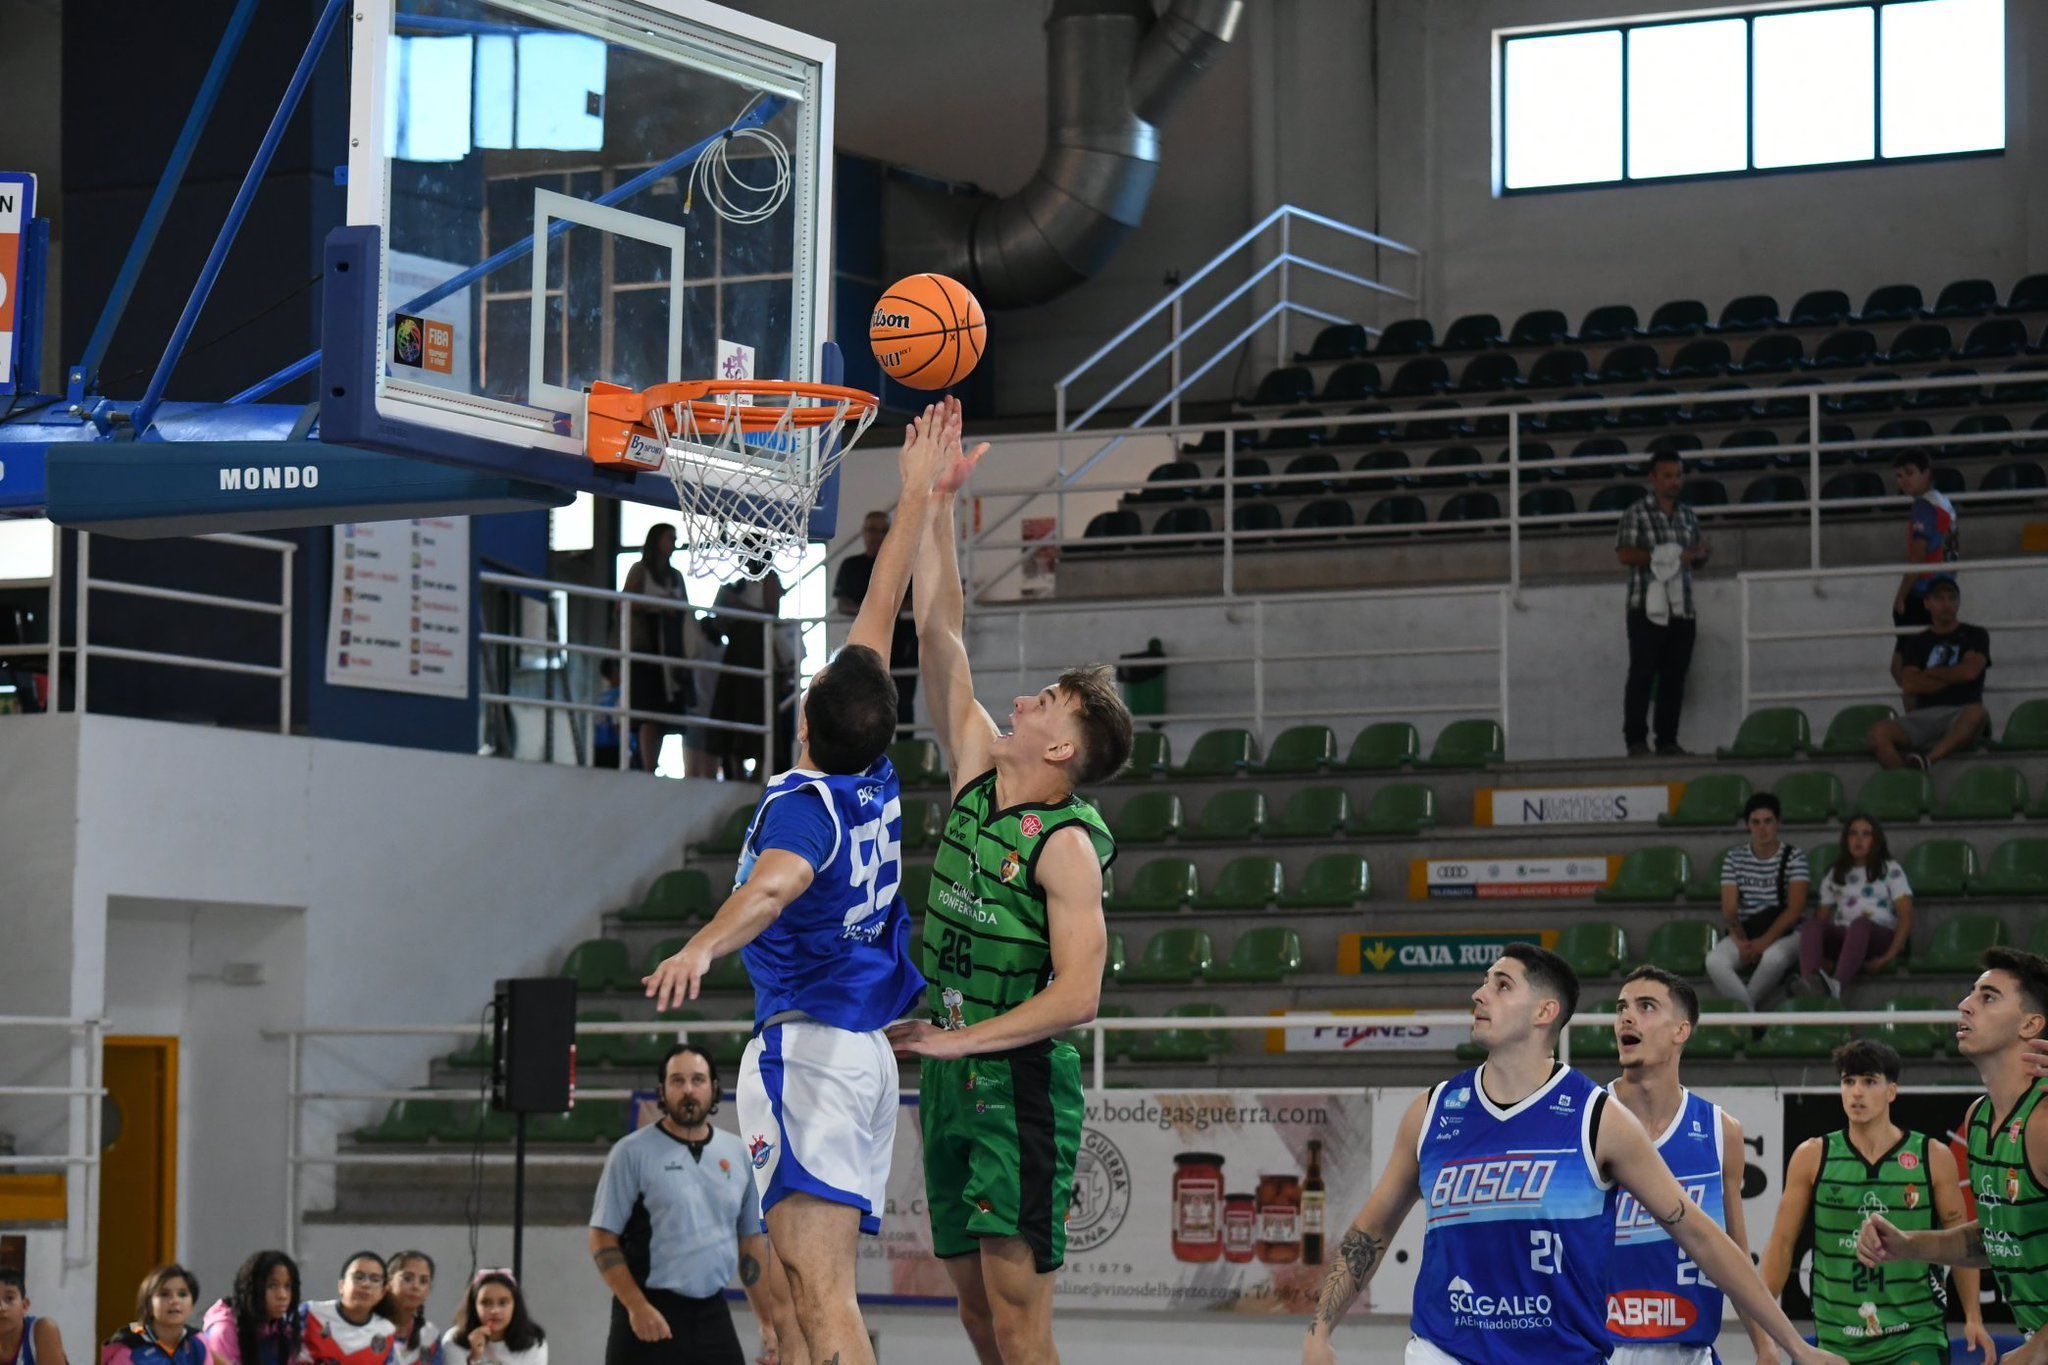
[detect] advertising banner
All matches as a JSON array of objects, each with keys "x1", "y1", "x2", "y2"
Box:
[
  {"x1": 1476, "y1": 783, "x2": 1681, "y2": 826},
  {"x1": 1338, "y1": 929, "x2": 1559, "y2": 975},
  {"x1": 324, "y1": 517, "x2": 470, "y2": 697},
  {"x1": 1408, "y1": 856, "x2": 1620, "y2": 899},
  {"x1": 1265, "y1": 1011, "x2": 1455, "y2": 1054}
]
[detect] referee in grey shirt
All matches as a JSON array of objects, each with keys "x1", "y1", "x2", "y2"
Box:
[{"x1": 590, "y1": 1043, "x2": 802, "y2": 1365}]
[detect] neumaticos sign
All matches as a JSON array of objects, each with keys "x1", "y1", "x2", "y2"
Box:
[{"x1": 1475, "y1": 784, "x2": 1681, "y2": 827}]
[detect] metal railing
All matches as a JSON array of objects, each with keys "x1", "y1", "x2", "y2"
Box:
[{"x1": 0, "y1": 1015, "x2": 107, "y2": 1266}]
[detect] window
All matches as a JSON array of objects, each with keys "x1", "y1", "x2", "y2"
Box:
[{"x1": 1499, "y1": 0, "x2": 2004, "y2": 192}]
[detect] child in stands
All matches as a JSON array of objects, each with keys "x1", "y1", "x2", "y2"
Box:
[
  {"x1": 101, "y1": 1265, "x2": 206, "y2": 1365},
  {"x1": 200, "y1": 1251, "x2": 302, "y2": 1364},
  {"x1": 375, "y1": 1253, "x2": 440, "y2": 1365},
  {"x1": 0, "y1": 1267, "x2": 70, "y2": 1365},
  {"x1": 300, "y1": 1252, "x2": 397, "y2": 1363},
  {"x1": 437, "y1": 1273, "x2": 544, "y2": 1365}
]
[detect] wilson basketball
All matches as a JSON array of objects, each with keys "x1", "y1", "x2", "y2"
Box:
[{"x1": 869, "y1": 273, "x2": 986, "y2": 390}]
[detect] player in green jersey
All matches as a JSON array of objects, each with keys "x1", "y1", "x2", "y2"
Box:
[
  {"x1": 888, "y1": 398, "x2": 1134, "y2": 1365},
  {"x1": 1762, "y1": 1040, "x2": 1988, "y2": 1364},
  {"x1": 1860, "y1": 949, "x2": 2048, "y2": 1361}
]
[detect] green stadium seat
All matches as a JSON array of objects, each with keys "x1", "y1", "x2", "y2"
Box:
[
  {"x1": 1110, "y1": 858, "x2": 1198, "y2": 914},
  {"x1": 1684, "y1": 850, "x2": 1729, "y2": 903},
  {"x1": 1646, "y1": 921, "x2": 1719, "y2": 977},
  {"x1": 1455, "y1": 1041, "x2": 1487, "y2": 1062},
  {"x1": 1913, "y1": 914, "x2": 2008, "y2": 972},
  {"x1": 1340, "y1": 721, "x2": 1420, "y2": 772},
  {"x1": 1853, "y1": 769, "x2": 1934, "y2": 823},
  {"x1": 1966, "y1": 839, "x2": 2048, "y2": 896},
  {"x1": 1120, "y1": 928, "x2": 1214, "y2": 985},
  {"x1": 1568, "y1": 1003, "x2": 1619, "y2": 1062},
  {"x1": 1689, "y1": 1001, "x2": 1745, "y2": 1059},
  {"x1": 899, "y1": 799, "x2": 943, "y2": 850},
  {"x1": 576, "y1": 1011, "x2": 626, "y2": 1067},
  {"x1": 1104, "y1": 932, "x2": 1126, "y2": 984},
  {"x1": 1991, "y1": 699, "x2": 2048, "y2": 752},
  {"x1": 1717, "y1": 707, "x2": 1810, "y2": 759},
  {"x1": 1206, "y1": 927, "x2": 1305, "y2": 983},
  {"x1": 355, "y1": 1097, "x2": 464, "y2": 1145},
  {"x1": 1192, "y1": 857, "x2": 1285, "y2": 911},
  {"x1": 561, "y1": 938, "x2": 637, "y2": 993},
  {"x1": 1934, "y1": 766, "x2": 2028, "y2": 822},
  {"x1": 618, "y1": 869, "x2": 718, "y2": 925},
  {"x1": 444, "y1": 1034, "x2": 493, "y2": 1069},
  {"x1": 1901, "y1": 839, "x2": 1977, "y2": 898},
  {"x1": 1419, "y1": 718, "x2": 1505, "y2": 769},
  {"x1": 1117, "y1": 731, "x2": 1171, "y2": 780},
  {"x1": 1273, "y1": 786, "x2": 1352, "y2": 838},
  {"x1": 1257, "y1": 725, "x2": 1337, "y2": 774},
  {"x1": 887, "y1": 739, "x2": 943, "y2": 785},
  {"x1": 698, "y1": 953, "x2": 753, "y2": 994},
  {"x1": 1805, "y1": 843, "x2": 1845, "y2": 887},
  {"x1": 612, "y1": 1024, "x2": 682, "y2": 1070},
  {"x1": 1595, "y1": 846, "x2": 1692, "y2": 902},
  {"x1": 1068, "y1": 1004, "x2": 1136, "y2": 1062},
  {"x1": 529, "y1": 1105, "x2": 626, "y2": 1144},
  {"x1": 899, "y1": 864, "x2": 934, "y2": 916},
  {"x1": 1128, "y1": 1003, "x2": 1229, "y2": 1062},
  {"x1": 1881, "y1": 996, "x2": 1951, "y2": 1060},
  {"x1": 2028, "y1": 921, "x2": 2048, "y2": 958},
  {"x1": 1112, "y1": 791, "x2": 1183, "y2": 843},
  {"x1": 1812, "y1": 704, "x2": 1898, "y2": 758},
  {"x1": 1659, "y1": 774, "x2": 1753, "y2": 827},
  {"x1": 641, "y1": 936, "x2": 686, "y2": 982},
  {"x1": 1747, "y1": 1000, "x2": 1852, "y2": 1060},
  {"x1": 1557, "y1": 922, "x2": 1628, "y2": 979},
  {"x1": 693, "y1": 804, "x2": 754, "y2": 858},
  {"x1": 1351, "y1": 783, "x2": 1437, "y2": 836},
  {"x1": 1775, "y1": 771, "x2": 1844, "y2": 825},
  {"x1": 1172, "y1": 728, "x2": 1260, "y2": 777},
  {"x1": 1281, "y1": 854, "x2": 1372, "y2": 908},
  {"x1": 1186, "y1": 789, "x2": 1267, "y2": 841}
]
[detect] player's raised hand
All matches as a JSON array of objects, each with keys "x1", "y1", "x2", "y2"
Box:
[
  {"x1": 897, "y1": 401, "x2": 950, "y2": 496},
  {"x1": 1855, "y1": 1212, "x2": 1910, "y2": 1268},
  {"x1": 643, "y1": 939, "x2": 716, "y2": 1012},
  {"x1": 934, "y1": 396, "x2": 987, "y2": 497}
]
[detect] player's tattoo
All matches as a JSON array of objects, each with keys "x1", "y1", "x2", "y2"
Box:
[
  {"x1": 740, "y1": 1254, "x2": 761, "y2": 1287},
  {"x1": 1656, "y1": 1198, "x2": 1689, "y2": 1228},
  {"x1": 1311, "y1": 1228, "x2": 1384, "y2": 1331},
  {"x1": 593, "y1": 1246, "x2": 626, "y2": 1272}
]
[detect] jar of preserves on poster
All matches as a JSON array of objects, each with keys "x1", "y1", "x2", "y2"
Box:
[
  {"x1": 1171, "y1": 1152, "x2": 1226, "y2": 1262},
  {"x1": 1256, "y1": 1172, "x2": 1302, "y2": 1263},
  {"x1": 1222, "y1": 1193, "x2": 1257, "y2": 1263}
]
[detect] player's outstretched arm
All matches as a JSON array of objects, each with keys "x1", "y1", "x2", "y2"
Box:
[
  {"x1": 844, "y1": 403, "x2": 948, "y2": 664},
  {"x1": 912, "y1": 398, "x2": 998, "y2": 794},
  {"x1": 1602, "y1": 1102, "x2": 1848, "y2": 1365},
  {"x1": 1302, "y1": 1091, "x2": 1425, "y2": 1364},
  {"x1": 1720, "y1": 1113, "x2": 1781, "y2": 1365},
  {"x1": 643, "y1": 851, "x2": 815, "y2": 1011},
  {"x1": 1758, "y1": 1137, "x2": 1821, "y2": 1297}
]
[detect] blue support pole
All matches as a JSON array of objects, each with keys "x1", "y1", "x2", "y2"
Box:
[
  {"x1": 226, "y1": 96, "x2": 788, "y2": 405},
  {"x1": 69, "y1": 0, "x2": 262, "y2": 399},
  {"x1": 131, "y1": 0, "x2": 350, "y2": 437}
]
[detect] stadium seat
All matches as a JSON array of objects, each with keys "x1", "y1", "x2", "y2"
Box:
[
  {"x1": 1735, "y1": 335, "x2": 1803, "y2": 374},
  {"x1": 1281, "y1": 854, "x2": 1372, "y2": 908},
  {"x1": 886, "y1": 739, "x2": 942, "y2": 786},
  {"x1": 1297, "y1": 498, "x2": 1359, "y2": 530},
  {"x1": 2003, "y1": 275, "x2": 2048, "y2": 313},
  {"x1": 1261, "y1": 412, "x2": 1325, "y2": 452},
  {"x1": 561, "y1": 938, "x2": 636, "y2": 993},
  {"x1": 1520, "y1": 487, "x2": 1576, "y2": 518},
  {"x1": 1853, "y1": 769, "x2": 1934, "y2": 823},
  {"x1": 1644, "y1": 299, "x2": 1709, "y2": 337},
  {"x1": 1595, "y1": 847, "x2": 1692, "y2": 903},
  {"x1": 1207, "y1": 926, "x2": 1304, "y2": 983},
  {"x1": 1186, "y1": 789, "x2": 1266, "y2": 842},
  {"x1": 1128, "y1": 1003, "x2": 1230, "y2": 1063},
  {"x1": 1933, "y1": 766, "x2": 2027, "y2": 822},
  {"x1": 1526, "y1": 349, "x2": 1590, "y2": 388},
  {"x1": 611, "y1": 1024, "x2": 683, "y2": 1070},
  {"x1": 1083, "y1": 509, "x2": 1142, "y2": 542},
  {"x1": 1557, "y1": 923, "x2": 1627, "y2": 979},
  {"x1": 1365, "y1": 495, "x2": 1426, "y2": 526},
  {"x1": 1573, "y1": 304, "x2": 1639, "y2": 344},
  {"x1": 1272, "y1": 786, "x2": 1352, "y2": 838},
  {"x1": 356, "y1": 1097, "x2": 466, "y2": 1145},
  {"x1": 1944, "y1": 413, "x2": 2011, "y2": 455},
  {"x1": 1321, "y1": 361, "x2": 1382, "y2": 403},
  {"x1": 1295, "y1": 324, "x2": 1368, "y2": 364},
  {"x1": 1686, "y1": 383, "x2": 1756, "y2": 424},
  {"x1": 1152, "y1": 506, "x2": 1214, "y2": 540},
  {"x1": 1818, "y1": 370, "x2": 1893, "y2": 416},
  {"x1": 1257, "y1": 725, "x2": 1337, "y2": 775},
  {"x1": 1251, "y1": 367, "x2": 1315, "y2": 407},
  {"x1": 1858, "y1": 284, "x2": 1924, "y2": 324},
  {"x1": 1962, "y1": 320, "x2": 2032, "y2": 362},
  {"x1": 1748, "y1": 1001, "x2": 1851, "y2": 1060},
  {"x1": 1067, "y1": 1003, "x2": 1135, "y2": 1062},
  {"x1": 1420, "y1": 718, "x2": 1504, "y2": 769},
  {"x1": 1231, "y1": 502, "x2": 1282, "y2": 536},
  {"x1": 1901, "y1": 839, "x2": 1976, "y2": 898},
  {"x1": 1788, "y1": 423, "x2": 1857, "y2": 466},
  {"x1": 1588, "y1": 484, "x2": 1646, "y2": 514},
  {"x1": 1110, "y1": 857, "x2": 1197, "y2": 914},
  {"x1": 1423, "y1": 445, "x2": 1486, "y2": 487},
  {"x1": 1534, "y1": 392, "x2": 1607, "y2": 435},
  {"x1": 1904, "y1": 366, "x2": 1981, "y2": 409},
  {"x1": 1595, "y1": 344, "x2": 1660, "y2": 384},
  {"x1": 618, "y1": 869, "x2": 716, "y2": 925},
  {"x1": 1137, "y1": 461, "x2": 1201, "y2": 503},
  {"x1": 1612, "y1": 386, "x2": 1679, "y2": 430},
  {"x1": 693, "y1": 805, "x2": 754, "y2": 858},
  {"x1": 1787, "y1": 289, "x2": 1851, "y2": 328},
  {"x1": 1715, "y1": 294, "x2": 1781, "y2": 332},
  {"x1": 574, "y1": 1011, "x2": 626, "y2": 1068},
  {"x1": 1455, "y1": 354, "x2": 1521, "y2": 392},
  {"x1": 1389, "y1": 357, "x2": 1452, "y2": 397},
  {"x1": 1569, "y1": 1003, "x2": 1620, "y2": 1062},
  {"x1": 444, "y1": 1034, "x2": 492, "y2": 1069},
  {"x1": 1281, "y1": 452, "x2": 1342, "y2": 493},
  {"x1": 1684, "y1": 850, "x2": 1729, "y2": 903},
  {"x1": 529, "y1": 1104, "x2": 626, "y2": 1145},
  {"x1": 1439, "y1": 491, "x2": 1501, "y2": 522},
  {"x1": 1334, "y1": 406, "x2": 1397, "y2": 445},
  {"x1": 1806, "y1": 329, "x2": 1878, "y2": 371},
  {"x1": 1112, "y1": 792, "x2": 1183, "y2": 844},
  {"x1": 694, "y1": 952, "x2": 752, "y2": 995},
  {"x1": 1659, "y1": 775, "x2": 1753, "y2": 827},
  {"x1": 1966, "y1": 839, "x2": 2048, "y2": 897},
  {"x1": 899, "y1": 799, "x2": 942, "y2": 851},
  {"x1": 1351, "y1": 448, "x2": 1412, "y2": 487},
  {"x1": 1813, "y1": 704, "x2": 1897, "y2": 757},
  {"x1": 1775, "y1": 771, "x2": 1844, "y2": 825},
  {"x1": 1991, "y1": 700, "x2": 2048, "y2": 752},
  {"x1": 1689, "y1": 1001, "x2": 1745, "y2": 1059},
  {"x1": 1340, "y1": 721, "x2": 1420, "y2": 771},
  {"x1": 1375, "y1": 318, "x2": 1436, "y2": 356},
  {"x1": 1913, "y1": 914, "x2": 2007, "y2": 973},
  {"x1": 1173, "y1": 728, "x2": 1259, "y2": 778},
  {"x1": 1507, "y1": 309, "x2": 1570, "y2": 348},
  {"x1": 1740, "y1": 474, "x2": 1806, "y2": 507},
  {"x1": 1712, "y1": 428, "x2": 1777, "y2": 473},
  {"x1": 1885, "y1": 324, "x2": 1953, "y2": 365},
  {"x1": 1717, "y1": 707, "x2": 1810, "y2": 759},
  {"x1": 1352, "y1": 784, "x2": 1437, "y2": 836},
  {"x1": 1193, "y1": 857, "x2": 1286, "y2": 911},
  {"x1": 1930, "y1": 278, "x2": 1996, "y2": 319},
  {"x1": 1121, "y1": 928, "x2": 1214, "y2": 985},
  {"x1": 1932, "y1": 467, "x2": 1968, "y2": 499},
  {"x1": 1646, "y1": 921, "x2": 1719, "y2": 978},
  {"x1": 1880, "y1": 996, "x2": 1950, "y2": 1060},
  {"x1": 1103, "y1": 934, "x2": 1126, "y2": 984},
  {"x1": 1118, "y1": 731, "x2": 1171, "y2": 781},
  {"x1": 1981, "y1": 460, "x2": 2047, "y2": 492},
  {"x1": 1664, "y1": 339, "x2": 1731, "y2": 378},
  {"x1": 1440, "y1": 313, "x2": 1504, "y2": 351},
  {"x1": 1821, "y1": 471, "x2": 1885, "y2": 502},
  {"x1": 2030, "y1": 922, "x2": 2048, "y2": 958}
]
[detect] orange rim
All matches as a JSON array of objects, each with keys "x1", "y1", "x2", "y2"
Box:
[{"x1": 638, "y1": 379, "x2": 878, "y2": 432}]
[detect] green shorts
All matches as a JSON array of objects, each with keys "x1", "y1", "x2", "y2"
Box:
[{"x1": 920, "y1": 1042, "x2": 1084, "y2": 1273}]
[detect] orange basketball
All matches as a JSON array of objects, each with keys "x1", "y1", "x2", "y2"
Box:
[{"x1": 869, "y1": 273, "x2": 986, "y2": 391}]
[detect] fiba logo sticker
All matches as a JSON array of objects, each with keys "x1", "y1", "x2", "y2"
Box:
[{"x1": 1065, "y1": 1128, "x2": 1130, "y2": 1253}]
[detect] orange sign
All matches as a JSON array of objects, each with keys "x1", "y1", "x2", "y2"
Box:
[{"x1": 0, "y1": 172, "x2": 34, "y2": 392}]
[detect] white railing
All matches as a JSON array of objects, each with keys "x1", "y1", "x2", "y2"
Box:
[{"x1": 0, "y1": 1015, "x2": 106, "y2": 1266}]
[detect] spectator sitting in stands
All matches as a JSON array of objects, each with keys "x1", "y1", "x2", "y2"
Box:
[
  {"x1": 1889, "y1": 448, "x2": 1959, "y2": 704},
  {"x1": 200, "y1": 1251, "x2": 301, "y2": 1364},
  {"x1": 0, "y1": 1266, "x2": 70, "y2": 1365},
  {"x1": 1870, "y1": 576, "x2": 1989, "y2": 771},
  {"x1": 1615, "y1": 449, "x2": 1710, "y2": 757},
  {"x1": 101, "y1": 1264, "x2": 207, "y2": 1365},
  {"x1": 301, "y1": 1252, "x2": 398, "y2": 1364},
  {"x1": 377, "y1": 1251, "x2": 440, "y2": 1365},
  {"x1": 439, "y1": 1272, "x2": 546, "y2": 1365},
  {"x1": 1704, "y1": 793, "x2": 1809, "y2": 1011},
  {"x1": 1800, "y1": 815, "x2": 1912, "y2": 999}
]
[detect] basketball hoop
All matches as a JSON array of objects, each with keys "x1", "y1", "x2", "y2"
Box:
[{"x1": 586, "y1": 378, "x2": 879, "y2": 582}]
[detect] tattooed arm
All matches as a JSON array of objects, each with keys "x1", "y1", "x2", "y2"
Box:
[
  {"x1": 1302, "y1": 1092, "x2": 1425, "y2": 1364},
  {"x1": 589, "y1": 1226, "x2": 671, "y2": 1344}
]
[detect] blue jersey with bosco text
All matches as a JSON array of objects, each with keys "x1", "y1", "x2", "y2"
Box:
[
  {"x1": 736, "y1": 759, "x2": 925, "y2": 1033},
  {"x1": 1607, "y1": 1088, "x2": 1727, "y2": 1351},
  {"x1": 1412, "y1": 1064, "x2": 1619, "y2": 1365}
]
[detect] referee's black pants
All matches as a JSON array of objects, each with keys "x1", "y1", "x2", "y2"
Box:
[{"x1": 605, "y1": 1289, "x2": 744, "y2": 1365}]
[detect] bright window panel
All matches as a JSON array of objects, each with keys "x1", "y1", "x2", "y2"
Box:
[
  {"x1": 1881, "y1": 0, "x2": 2005, "y2": 157},
  {"x1": 0, "y1": 518, "x2": 54, "y2": 580},
  {"x1": 1628, "y1": 19, "x2": 1747, "y2": 178},
  {"x1": 387, "y1": 35, "x2": 473, "y2": 163},
  {"x1": 1503, "y1": 30, "x2": 1623, "y2": 189},
  {"x1": 515, "y1": 33, "x2": 606, "y2": 152},
  {"x1": 473, "y1": 34, "x2": 515, "y2": 150},
  {"x1": 1752, "y1": 7, "x2": 1876, "y2": 169},
  {"x1": 550, "y1": 492, "x2": 594, "y2": 552}
]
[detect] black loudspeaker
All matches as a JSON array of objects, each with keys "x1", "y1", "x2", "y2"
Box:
[{"x1": 492, "y1": 977, "x2": 577, "y2": 1113}]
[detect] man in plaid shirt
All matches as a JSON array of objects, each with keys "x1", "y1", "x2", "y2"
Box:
[{"x1": 1615, "y1": 449, "x2": 1711, "y2": 756}]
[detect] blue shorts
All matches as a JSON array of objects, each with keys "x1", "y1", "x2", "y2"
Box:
[{"x1": 736, "y1": 1020, "x2": 898, "y2": 1234}]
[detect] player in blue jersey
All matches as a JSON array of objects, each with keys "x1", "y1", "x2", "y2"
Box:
[
  {"x1": 1606, "y1": 966, "x2": 1772, "y2": 1365},
  {"x1": 643, "y1": 404, "x2": 954, "y2": 1365},
  {"x1": 1301, "y1": 943, "x2": 1844, "y2": 1365}
]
